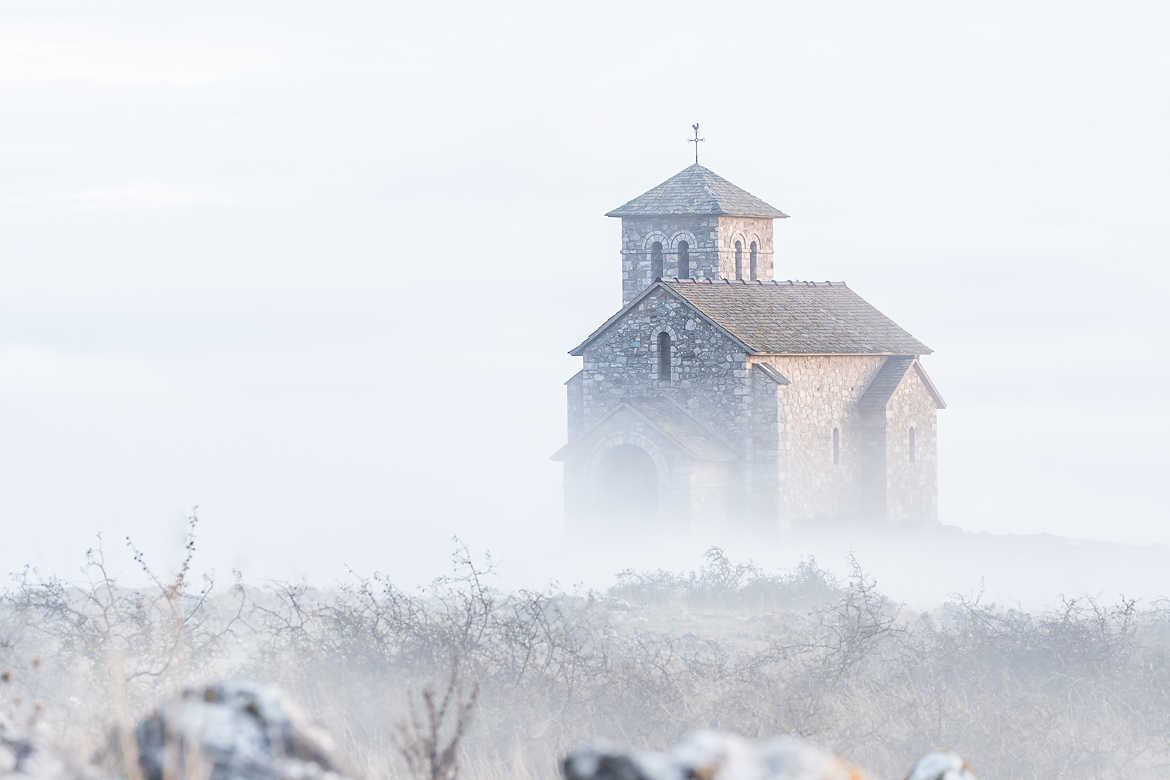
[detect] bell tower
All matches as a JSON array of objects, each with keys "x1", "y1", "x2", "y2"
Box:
[{"x1": 605, "y1": 157, "x2": 789, "y2": 305}]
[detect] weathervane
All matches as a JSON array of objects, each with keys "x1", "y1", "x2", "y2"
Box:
[{"x1": 689, "y1": 123, "x2": 705, "y2": 164}]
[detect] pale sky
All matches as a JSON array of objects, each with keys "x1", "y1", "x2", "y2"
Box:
[{"x1": 1, "y1": 0, "x2": 1168, "y2": 585}]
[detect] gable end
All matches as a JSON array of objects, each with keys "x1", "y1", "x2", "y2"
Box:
[{"x1": 569, "y1": 281, "x2": 753, "y2": 356}]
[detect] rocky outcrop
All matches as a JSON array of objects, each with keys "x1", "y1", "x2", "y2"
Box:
[
  {"x1": 561, "y1": 731, "x2": 976, "y2": 780},
  {"x1": 102, "y1": 681, "x2": 353, "y2": 780},
  {"x1": 5, "y1": 682, "x2": 351, "y2": 780},
  {"x1": 10, "y1": 680, "x2": 974, "y2": 780}
]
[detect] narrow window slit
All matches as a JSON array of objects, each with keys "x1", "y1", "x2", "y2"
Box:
[{"x1": 657, "y1": 332, "x2": 671, "y2": 382}]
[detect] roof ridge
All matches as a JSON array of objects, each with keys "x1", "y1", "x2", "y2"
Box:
[{"x1": 667, "y1": 278, "x2": 848, "y2": 287}]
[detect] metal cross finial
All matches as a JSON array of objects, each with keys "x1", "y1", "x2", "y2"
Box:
[{"x1": 689, "y1": 123, "x2": 705, "y2": 164}]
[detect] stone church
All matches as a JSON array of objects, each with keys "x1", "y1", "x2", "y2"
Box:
[{"x1": 553, "y1": 161, "x2": 945, "y2": 530}]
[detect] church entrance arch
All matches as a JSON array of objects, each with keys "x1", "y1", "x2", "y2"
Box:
[{"x1": 594, "y1": 443, "x2": 659, "y2": 519}]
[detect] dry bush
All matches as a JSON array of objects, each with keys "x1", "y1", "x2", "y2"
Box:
[
  {"x1": 611, "y1": 547, "x2": 840, "y2": 611},
  {"x1": 0, "y1": 510, "x2": 246, "y2": 746},
  {"x1": 4, "y1": 531, "x2": 1170, "y2": 778},
  {"x1": 394, "y1": 661, "x2": 479, "y2": 780}
]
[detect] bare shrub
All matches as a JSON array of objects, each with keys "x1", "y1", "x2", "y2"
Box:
[
  {"x1": 611, "y1": 547, "x2": 840, "y2": 611},
  {"x1": 0, "y1": 510, "x2": 245, "y2": 746},
  {"x1": 4, "y1": 536, "x2": 1170, "y2": 778},
  {"x1": 393, "y1": 662, "x2": 479, "y2": 780}
]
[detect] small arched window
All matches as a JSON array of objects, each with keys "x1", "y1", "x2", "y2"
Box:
[
  {"x1": 749, "y1": 241, "x2": 758, "y2": 281},
  {"x1": 651, "y1": 241, "x2": 664, "y2": 280},
  {"x1": 734, "y1": 241, "x2": 743, "y2": 280},
  {"x1": 678, "y1": 241, "x2": 690, "y2": 278},
  {"x1": 657, "y1": 332, "x2": 671, "y2": 382},
  {"x1": 908, "y1": 427, "x2": 917, "y2": 463},
  {"x1": 832, "y1": 428, "x2": 840, "y2": 465}
]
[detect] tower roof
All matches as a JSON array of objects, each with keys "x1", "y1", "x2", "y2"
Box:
[{"x1": 605, "y1": 164, "x2": 789, "y2": 219}]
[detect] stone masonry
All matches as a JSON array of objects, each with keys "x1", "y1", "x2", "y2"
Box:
[
  {"x1": 619, "y1": 215, "x2": 776, "y2": 304},
  {"x1": 555, "y1": 160, "x2": 944, "y2": 531}
]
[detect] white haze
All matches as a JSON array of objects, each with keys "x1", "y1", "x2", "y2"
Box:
[{"x1": 1, "y1": 0, "x2": 1168, "y2": 604}]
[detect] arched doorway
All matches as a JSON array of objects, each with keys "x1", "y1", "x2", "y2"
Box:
[{"x1": 595, "y1": 444, "x2": 658, "y2": 519}]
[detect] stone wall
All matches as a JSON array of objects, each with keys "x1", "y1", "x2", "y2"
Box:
[
  {"x1": 716, "y1": 216, "x2": 774, "y2": 281},
  {"x1": 580, "y1": 288, "x2": 750, "y2": 446},
  {"x1": 617, "y1": 215, "x2": 779, "y2": 301},
  {"x1": 856, "y1": 407, "x2": 888, "y2": 522},
  {"x1": 749, "y1": 355, "x2": 886, "y2": 524},
  {"x1": 748, "y1": 366, "x2": 782, "y2": 524},
  {"x1": 571, "y1": 285, "x2": 940, "y2": 529},
  {"x1": 619, "y1": 215, "x2": 720, "y2": 304},
  {"x1": 562, "y1": 407, "x2": 698, "y2": 527},
  {"x1": 566, "y1": 371, "x2": 583, "y2": 441},
  {"x1": 884, "y1": 366, "x2": 939, "y2": 526}
]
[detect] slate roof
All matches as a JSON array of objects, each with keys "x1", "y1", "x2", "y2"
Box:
[
  {"x1": 859, "y1": 356, "x2": 916, "y2": 412},
  {"x1": 752, "y1": 363, "x2": 790, "y2": 385},
  {"x1": 860, "y1": 357, "x2": 947, "y2": 411},
  {"x1": 571, "y1": 279, "x2": 931, "y2": 356},
  {"x1": 606, "y1": 164, "x2": 789, "y2": 219},
  {"x1": 667, "y1": 280, "x2": 931, "y2": 355}
]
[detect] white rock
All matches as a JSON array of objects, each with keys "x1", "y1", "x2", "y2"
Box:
[
  {"x1": 904, "y1": 751, "x2": 975, "y2": 780},
  {"x1": 105, "y1": 681, "x2": 353, "y2": 780},
  {"x1": 562, "y1": 730, "x2": 870, "y2": 780},
  {"x1": 562, "y1": 732, "x2": 977, "y2": 780}
]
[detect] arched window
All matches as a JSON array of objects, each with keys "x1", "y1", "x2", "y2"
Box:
[
  {"x1": 651, "y1": 241, "x2": 664, "y2": 280},
  {"x1": 908, "y1": 427, "x2": 917, "y2": 463},
  {"x1": 678, "y1": 241, "x2": 690, "y2": 278},
  {"x1": 734, "y1": 241, "x2": 743, "y2": 280},
  {"x1": 657, "y1": 332, "x2": 671, "y2": 382},
  {"x1": 832, "y1": 428, "x2": 840, "y2": 465},
  {"x1": 749, "y1": 241, "x2": 758, "y2": 281}
]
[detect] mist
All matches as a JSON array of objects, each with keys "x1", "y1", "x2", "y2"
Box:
[
  {"x1": 2, "y1": 2, "x2": 1170, "y2": 778},
  {"x1": 3, "y1": 1, "x2": 1169, "y2": 579}
]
